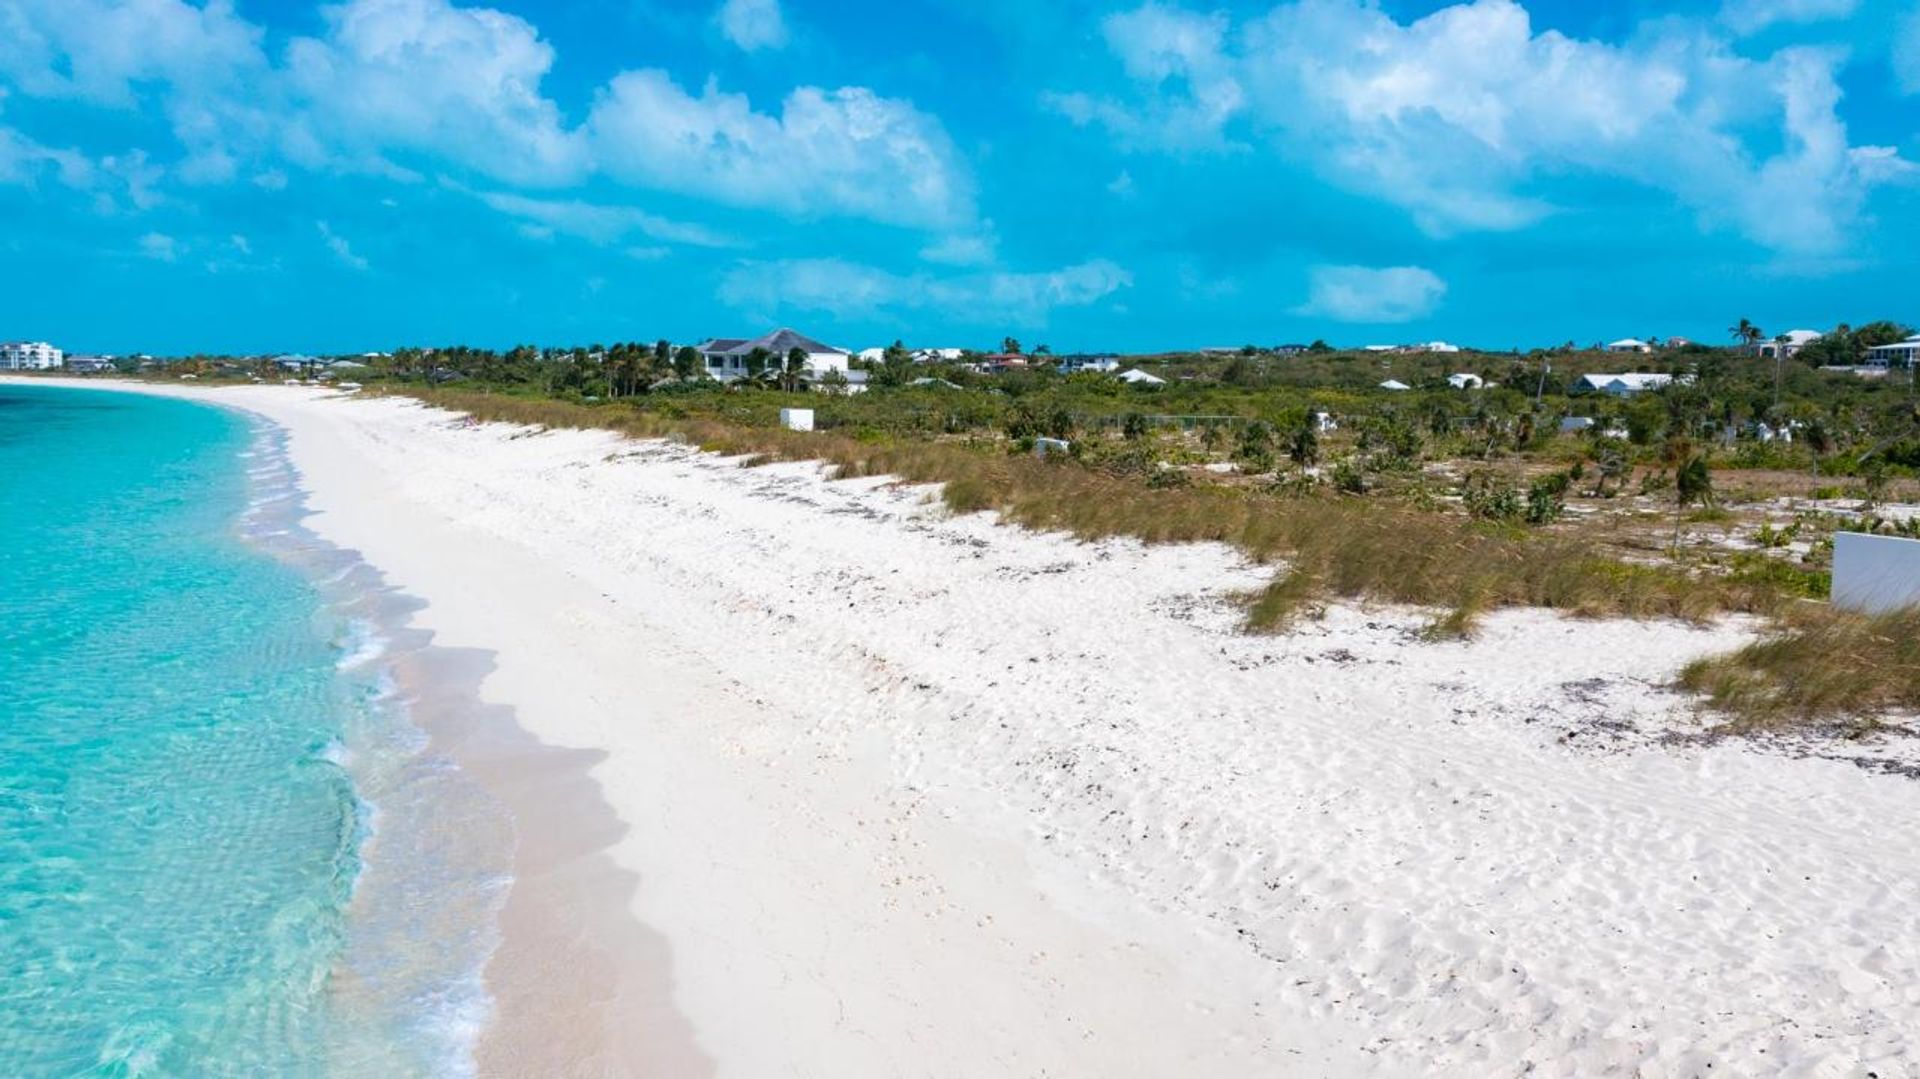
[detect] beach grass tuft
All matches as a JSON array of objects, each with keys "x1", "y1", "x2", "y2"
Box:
[{"x1": 1678, "y1": 605, "x2": 1920, "y2": 731}]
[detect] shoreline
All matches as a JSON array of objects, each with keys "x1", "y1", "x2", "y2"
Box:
[
  {"x1": 14, "y1": 376, "x2": 1920, "y2": 1076},
  {"x1": 6, "y1": 378, "x2": 704, "y2": 1075}
]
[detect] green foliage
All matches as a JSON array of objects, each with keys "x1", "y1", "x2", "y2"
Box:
[
  {"x1": 1676, "y1": 454, "x2": 1714, "y2": 508},
  {"x1": 1329, "y1": 457, "x2": 1369, "y2": 494},
  {"x1": 1236, "y1": 420, "x2": 1275, "y2": 472},
  {"x1": 1287, "y1": 420, "x2": 1320, "y2": 466}
]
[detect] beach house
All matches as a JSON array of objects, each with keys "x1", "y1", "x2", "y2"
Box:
[
  {"x1": 697, "y1": 329, "x2": 850, "y2": 384},
  {"x1": 1, "y1": 341, "x2": 64, "y2": 370},
  {"x1": 1575, "y1": 373, "x2": 1673, "y2": 396},
  {"x1": 1058, "y1": 354, "x2": 1120, "y2": 374},
  {"x1": 1866, "y1": 335, "x2": 1920, "y2": 368},
  {"x1": 1756, "y1": 330, "x2": 1822, "y2": 359}
]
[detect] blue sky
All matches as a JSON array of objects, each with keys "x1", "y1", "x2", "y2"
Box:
[{"x1": 1, "y1": 0, "x2": 1915, "y2": 355}]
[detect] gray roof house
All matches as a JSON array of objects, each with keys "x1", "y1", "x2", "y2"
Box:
[{"x1": 696, "y1": 328, "x2": 850, "y2": 382}]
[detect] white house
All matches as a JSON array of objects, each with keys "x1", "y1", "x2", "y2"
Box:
[
  {"x1": 697, "y1": 328, "x2": 850, "y2": 383},
  {"x1": 1606, "y1": 338, "x2": 1653, "y2": 354},
  {"x1": 1446, "y1": 372, "x2": 1483, "y2": 389},
  {"x1": 1866, "y1": 335, "x2": 1920, "y2": 368},
  {"x1": 855, "y1": 347, "x2": 886, "y2": 363},
  {"x1": 0, "y1": 341, "x2": 64, "y2": 370},
  {"x1": 1756, "y1": 329, "x2": 1822, "y2": 359},
  {"x1": 1420, "y1": 341, "x2": 1464, "y2": 354},
  {"x1": 1117, "y1": 368, "x2": 1165, "y2": 385},
  {"x1": 913, "y1": 347, "x2": 965, "y2": 362},
  {"x1": 1059, "y1": 355, "x2": 1120, "y2": 374},
  {"x1": 1576, "y1": 372, "x2": 1673, "y2": 395},
  {"x1": 1379, "y1": 379, "x2": 1411, "y2": 391}
]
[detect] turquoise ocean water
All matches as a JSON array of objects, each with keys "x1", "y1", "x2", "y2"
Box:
[{"x1": 0, "y1": 384, "x2": 507, "y2": 1076}]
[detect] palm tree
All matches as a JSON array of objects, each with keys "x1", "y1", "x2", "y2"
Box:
[
  {"x1": 780, "y1": 346, "x2": 808, "y2": 392},
  {"x1": 1728, "y1": 318, "x2": 1764, "y2": 350},
  {"x1": 673, "y1": 345, "x2": 701, "y2": 381}
]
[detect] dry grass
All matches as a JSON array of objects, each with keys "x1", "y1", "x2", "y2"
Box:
[
  {"x1": 403, "y1": 389, "x2": 1793, "y2": 640},
  {"x1": 1678, "y1": 606, "x2": 1920, "y2": 731}
]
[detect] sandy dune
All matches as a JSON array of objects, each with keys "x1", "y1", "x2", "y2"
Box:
[{"x1": 26, "y1": 379, "x2": 1920, "y2": 1077}]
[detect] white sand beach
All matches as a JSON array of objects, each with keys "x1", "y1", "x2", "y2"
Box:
[{"x1": 21, "y1": 378, "x2": 1920, "y2": 1076}]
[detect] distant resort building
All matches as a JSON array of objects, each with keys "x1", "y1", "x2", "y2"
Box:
[
  {"x1": 1576, "y1": 373, "x2": 1673, "y2": 396},
  {"x1": 1866, "y1": 335, "x2": 1920, "y2": 368},
  {"x1": 1755, "y1": 329, "x2": 1822, "y2": 359},
  {"x1": 1, "y1": 341, "x2": 64, "y2": 370},
  {"x1": 64, "y1": 355, "x2": 115, "y2": 372},
  {"x1": 696, "y1": 328, "x2": 850, "y2": 384}
]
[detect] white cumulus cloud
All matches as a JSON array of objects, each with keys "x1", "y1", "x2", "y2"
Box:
[
  {"x1": 1719, "y1": 0, "x2": 1858, "y2": 35},
  {"x1": 588, "y1": 71, "x2": 972, "y2": 229},
  {"x1": 138, "y1": 231, "x2": 179, "y2": 261},
  {"x1": 282, "y1": 0, "x2": 586, "y2": 185},
  {"x1": 317, "y1": 220, "x2": 369, "y2": 270},
  {"x1": 1058, "y1": 0, "x2": 1910, "y2": 257},
  {"x1": 1295, "y1": 265, "x2": 1447, "y2": 323},
  {"x1": 0, "y1": 0, "x2": 978, "y2": 238},
  {"x1": 718, "y1": 258, "x2": 1131, "y2": 326},
  {"x1": 0, "y1": 125, "x2": 94, "y2": 187},
  {"x1": 1044, "y1": 3, "x2": 1243, "y2": 151},
  {"x1": 472, "y1": 189, "x2": 733, "y2": 248},
  {"x1": 1899, "y1": 5, "x2": 1920, "y2": 95},
  {"x1": 716, "y1": 0, "x2": 789, "y2": 51}
]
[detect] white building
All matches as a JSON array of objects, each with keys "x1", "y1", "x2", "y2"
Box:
[
  {"x1": 1866, "y1": 335, "x2": 1920, "y2": 368},
  {"x1": 1756, "y1": 329, "x2": 1822, "y2": 359},
  {"x1": 1420, "y1": 341, "x2": 1463, "y2": 353},
  {"x1": 65, "y1": 355, "x2": 115, "y2": 372},
  {"x1": 1446, "y1": 373, "x2": 1483, "y2": 389},
  {"x1": 1576, "y1": 372, "x2": 1673, "y2": 396},
  {"x1": 1, "y1": 341, "x2": 64, "y2": 370},
  {"x1": 1117, "y1": 368, "x2": 1165, "y2": 385},
  {"x1": 1605, "y1": 338, "x2": 1653, "y2": 354},
  {"x1": 696, "y1": 328, "x2": 850, "y2": 383},
  {"x1": 1059, "y1": 355, "x2": 1120, "y2": 374},
  {"x1": 1379, "y1": 379, "x2": 1411, "y2": 391}
]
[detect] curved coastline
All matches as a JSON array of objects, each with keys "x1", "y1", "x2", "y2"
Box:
[{"x1": 10, "y1": 377, "x2": 709, "y2": 1077}]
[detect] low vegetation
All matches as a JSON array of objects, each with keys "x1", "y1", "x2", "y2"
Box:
[
  {"x1": 404, "y1": 387, "x2": 1791, "y2": 641},
  {"x1": 1680, "y1": 606, "x2": 1920, "y2": 732},
  {"x1": 74, "y1": 324, "x2": 1920, "y2": 733}
]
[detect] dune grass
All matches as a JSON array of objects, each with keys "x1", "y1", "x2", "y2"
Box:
[
  {"x1": 1678, "y1": 606, "x2": 1920, "y2": 732},
  {"x1": 403, "y1": 388, "x2": 1792, "y2": 639},
  {"x1": 396, "y1": 388, "x2": 1920, "y2": 731}
]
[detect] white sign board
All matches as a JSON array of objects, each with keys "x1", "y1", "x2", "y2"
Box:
[
  {"x1": 1831, "y1": 531, "x2": 1920, "y2": 614},
  {"x1": 779, "y1": 408, "x2": 814, "y2": 432}
]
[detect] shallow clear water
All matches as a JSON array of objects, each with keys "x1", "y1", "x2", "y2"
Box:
[{"x1": 0, "y1": 385, "x2": 504, "y2": 1076}]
